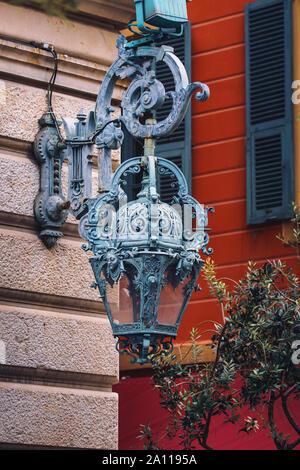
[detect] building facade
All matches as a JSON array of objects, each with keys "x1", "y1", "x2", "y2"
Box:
[
  {"x1": 0, "y1": 0, "x2": 299, "y2": 451},
  {"x1": 0, "y1": 0, "x2": 135, "y2": 449}
]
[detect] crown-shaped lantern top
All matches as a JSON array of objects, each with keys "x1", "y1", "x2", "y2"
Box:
[{"x1": 83, "y1": 155, "x2": 212, "y2": 258}]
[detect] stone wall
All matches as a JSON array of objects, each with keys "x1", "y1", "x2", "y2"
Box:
[{"x1": 0, "y1": 0, "x2": 133, "y2": 449}]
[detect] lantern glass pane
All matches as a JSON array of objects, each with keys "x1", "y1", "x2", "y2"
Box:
[
  {"x1": 108, "y1": 264, "x2": 140, "y2": 325},
  {"x1": 157, "y1": 275, "x2": 191, "y2": 326}
]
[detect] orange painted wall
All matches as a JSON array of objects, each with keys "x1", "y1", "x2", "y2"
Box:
[
  {"x1": 114, "y1": 1, "x2": 300, "y2": 451},
  {"x1": 176, "y1": 0, "x2": 299, "y2": 343}
]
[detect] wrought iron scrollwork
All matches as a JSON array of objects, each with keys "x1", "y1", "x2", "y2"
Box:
[
  {"x1": 34, "y1": 30, "x2": 210, "y2": 249},
  {"x1": 95, "y1": 36, "x2": 209, "y2": 143},
  {"x1": 84, "y1": 154, "x2": 212, "y2": 364},
  {"x1": 33, "y1": 15, "x2": 213, "y2": 365},
  {"x1": 63, "y1": 110, "x2": 95, "y2": 219}
]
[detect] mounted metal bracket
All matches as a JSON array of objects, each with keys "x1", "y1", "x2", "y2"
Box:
[
  {"x1": 34, "y1": 111, "x2": 96, "y2": 248},
  {"x1": 34, "y1": 113, "x2": 69, "y2": 248},
  {"x1": 34, "y1": 31, "x2": 209, "y2": 248}
]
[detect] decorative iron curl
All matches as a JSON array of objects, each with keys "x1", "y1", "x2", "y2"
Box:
[
  {"x1": 94, "y1": 36, "x2": 210, "y2": 143},
  {"x1": 116, "y1": 335, "x2": 174, "y2": 365}
]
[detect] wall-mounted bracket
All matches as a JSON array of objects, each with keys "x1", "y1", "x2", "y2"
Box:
[
  {"x1": 34, "y1": 113, "x2": 69, "y2": 248},
  {"x1": 34, "y1": 32, "x2": 209, "y2": 249}
]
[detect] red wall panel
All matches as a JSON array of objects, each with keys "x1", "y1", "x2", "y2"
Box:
[
  {"x1": 192, "y1": 44, "x2": 245, "y2": 82},
  {"x1": 188, "y1": 0, "x2": 299, "y2": 344},
  {"x1": 192, "y1": 75, "x2": 245, "y2": 115},
  {"x1": 192, "y1": 107, "x2": 245, "y2": 145},
  {"x1": 192, "y1": 167, "x2": 246, "y2": 203},
  {"x1": 191, "y1": 14, "x2": 244, "y2": 54},
  {"x1": 114, "y1": 375, "x2": 300, "y2": 450},
  {"x1": 192, "y1": 137, "x2": 245, "y2": 175},
  {"x1": 207, "y1": 199, "x2": 247, "y2": 234},
  {"x1": 117, "y1": 0, "x2": 300, "y2": 451},
  {"x1": 177, "y1": 299, "x2": 224, "y2": 342},
  {"x1": 187, "y1": 0, "x2": 259, "y2": 23}
]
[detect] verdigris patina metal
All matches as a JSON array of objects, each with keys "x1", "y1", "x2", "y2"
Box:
[
  {"x1": 94, "y1": 35, "x2": 209, "y2": 142},
  {"x1": 33, "y1": 0, "x2": 213, "y2": 363},
  {"x1": 34, "y1": 113, "x2": 69, "y2": 248},
  {"x1": 62, "y1": 110, "x2": 95, "y2": 220},
  {"x1": 34, "y1": 31, "x2": 209, "y2": 246},
  {"x1": 131, "y1": 0, "x2": 191, "y2": 36},
  {"x1": 84, "y1": 154, "x2": 213, "y2": 363}
]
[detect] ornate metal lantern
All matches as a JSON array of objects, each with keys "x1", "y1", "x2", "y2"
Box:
[
  {"x1": 33, "y1": 0, "x2": 213, "y2": 364},
  {"x1": 83, "y1": 154, "x2": 213, "y2": 364},
  {"x1": 80, "y1": 32, "x2": 213, "y2": 364}
]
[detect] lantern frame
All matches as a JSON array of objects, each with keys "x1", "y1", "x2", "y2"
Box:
[{"x1": 83, "y1": 155, "x2": 213, "y2": 364}]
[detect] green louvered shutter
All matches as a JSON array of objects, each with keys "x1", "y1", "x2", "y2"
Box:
[
  {"x1": 245, "y1": 0, "x2": 294, "y2": 225},
  {"x1": 121, "y1": 23, "x2": 192, "y2": 202},
  {"x1": 120, "y1": 125, "x2": 144, "y2": 202}
]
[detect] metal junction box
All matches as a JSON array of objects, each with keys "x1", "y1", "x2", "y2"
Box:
[{"x1": 144, "y1": 0, "x2": 189, "y2": 28}]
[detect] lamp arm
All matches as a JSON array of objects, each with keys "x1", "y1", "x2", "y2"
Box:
[{"x1": 34, "y1": 30, "x2": 209, "y2": 248}]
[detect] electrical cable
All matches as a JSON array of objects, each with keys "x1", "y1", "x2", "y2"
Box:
[
  {"x1": 45, "y1": 46, "x2": 64, "y2": 141},
  {"x1": 0, "y1": 34, "x2": 63, "y2": 141},
  {"x1": 0, "y1": 34, "x2": 149, "y2": 147}
]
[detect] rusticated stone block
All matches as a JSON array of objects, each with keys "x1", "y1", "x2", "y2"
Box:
[
  {"x1": 0, "y1": 81, "x2": 121, "y2": 164},
  {"x1": 0, "y1": 150, "x2": 98, "y2": 224},
  {"x1": 0, "y1": 227, "x2": 99, "y2": 301},
  {"x1": 0, "y1": 305, "x2": 118, "y2": 379},
  {"x1": 0, "y1": 2, "x2": 120, "y2": 66},
  {"x1": 0, "y1": 151, "x2": 39, "y2": 219},
  {"x1": 0, "y1": 81, "x2": 93, "y2": 143},
  {"x1": 0, "y1": 382, "x2": 118, "y2": 449}
]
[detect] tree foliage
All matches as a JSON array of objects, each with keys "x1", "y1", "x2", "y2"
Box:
[
  {"x1": 140, "y1": 241, "x2": 300, "y2": 450},
  {"x1": 8, "y1": 0, "x2": 78, "y2": 17}
]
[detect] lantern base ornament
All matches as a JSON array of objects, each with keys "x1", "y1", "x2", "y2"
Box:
[{"x1": 116, "y1": 335, "x2": 174, "y2": 365}]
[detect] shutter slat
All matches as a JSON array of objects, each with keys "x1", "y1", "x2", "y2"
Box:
[
  {"x1": 250, "y1": 85, "x2": 285, "y2": 97},
  {"x1": 249, "y1": 35, "x2": 285, "y2": 49},
  {"x1": 249, "y1": 56, "x2": 285, "y2": 69},
  {"x1": 248, "y1": 26, "x2": 284, "y2": 39}
]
